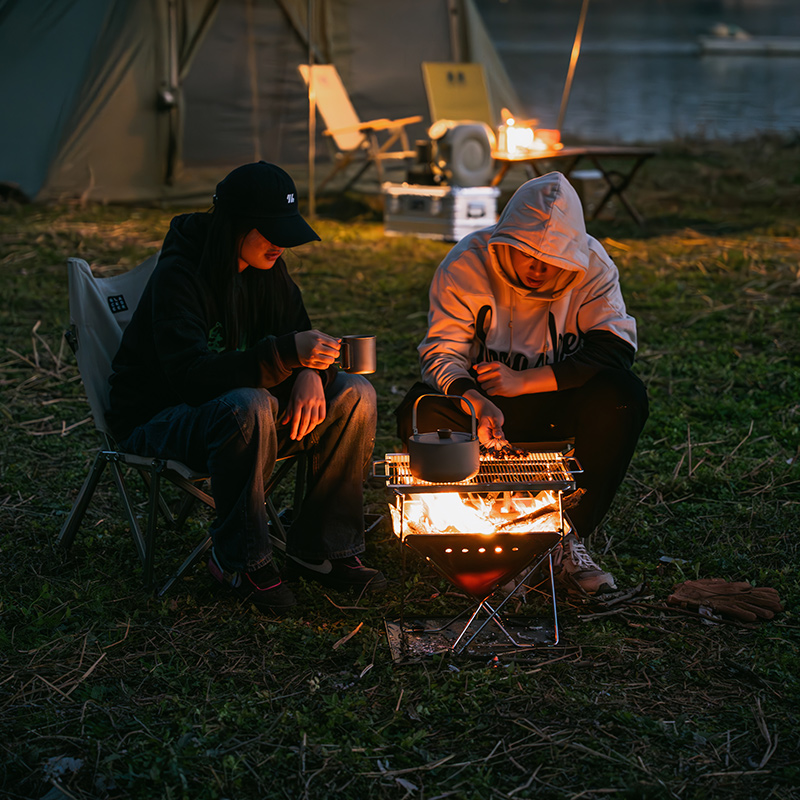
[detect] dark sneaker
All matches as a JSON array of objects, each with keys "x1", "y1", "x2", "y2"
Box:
[
  {"x1": 553, "y1": 533, "x2": 617, "y2": 595},
  {"x1": 208, "y1": 549, "x2": 297, "y2": 613},
  {"x1": 286, "y1": 554, "x2": 388, "y2": 593}
]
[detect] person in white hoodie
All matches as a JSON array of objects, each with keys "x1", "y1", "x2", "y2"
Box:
[{"x1": 395, "y1": 172, "x2": 649, "y2": 594}]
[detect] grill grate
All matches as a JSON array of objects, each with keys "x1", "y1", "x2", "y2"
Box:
[{"x1": 378, "y1": 452, "x2": 577, "y2": 493}]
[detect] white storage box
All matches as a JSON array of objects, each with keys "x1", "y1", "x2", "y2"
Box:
[{"x1": 382, "y1": 183, "x2": 500, "y2": 242}]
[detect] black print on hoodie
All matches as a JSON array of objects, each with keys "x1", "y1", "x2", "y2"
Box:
[
  {"x1": 476, "y1": 304, "x2": 583, "y2": 371},
  {"x1": 419, "y1": 171, "x2": 638, "y2": 395}
]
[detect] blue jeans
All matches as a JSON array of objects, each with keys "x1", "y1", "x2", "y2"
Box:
[{"x1": 119, "y1": 372, "x2": 377, "y2": 572}]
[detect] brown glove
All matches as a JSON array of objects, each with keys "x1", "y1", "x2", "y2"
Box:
[{"x1": 668, "y1": 578, "x2": 783, "y2": 623}]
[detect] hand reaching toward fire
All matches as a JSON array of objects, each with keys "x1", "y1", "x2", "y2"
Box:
[
  {"x1": 282, "y1": 368, "x2": 326, "y2": 440},
  {"x1": 475, "y1": 362, "x2": 557, "y2": 397},
  {"x1": 462, "y1": 389, "x2": 506, "y2": 448},
  {"x1": 295, "y1": 329, "x2": 340, "y2": 369}
]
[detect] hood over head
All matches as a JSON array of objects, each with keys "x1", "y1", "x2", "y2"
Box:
[{"x1": 488, "y1": 172, "x2": 589, "y2": 300}]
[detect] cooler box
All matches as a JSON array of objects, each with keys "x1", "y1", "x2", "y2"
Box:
[{"x1": 382, "y1": 183, "x2": 500, "y2": 242}]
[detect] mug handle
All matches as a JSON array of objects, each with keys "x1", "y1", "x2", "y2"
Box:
[{"x1": 341, "y1": 339, "x2": 351, "y2": 371}]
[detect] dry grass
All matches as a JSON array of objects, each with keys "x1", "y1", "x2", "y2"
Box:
[{"x1": 1, "y1": 137, "x2": 799, "y2": 799}]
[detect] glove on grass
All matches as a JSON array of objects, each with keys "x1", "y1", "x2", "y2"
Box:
[{"x1": 668, "y1": 578, "x2": 783, "y2": 623}]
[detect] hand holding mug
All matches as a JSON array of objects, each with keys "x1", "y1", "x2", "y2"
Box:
[{"x1": 295, "y1": 329, "x2": 340, "y2": 369}]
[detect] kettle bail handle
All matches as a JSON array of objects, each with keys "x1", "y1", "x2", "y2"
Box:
[{"x1": 411, "y1": 393, "x2": 478, "y2": 440}]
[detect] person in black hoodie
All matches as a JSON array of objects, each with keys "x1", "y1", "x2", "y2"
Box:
[{"x1": 107, "y1": 162, "x2": 385, "y2": 613}]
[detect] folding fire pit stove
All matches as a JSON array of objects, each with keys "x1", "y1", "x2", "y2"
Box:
[{"x1": 374, "y1": 448, "x2": 581, "y2": 656}]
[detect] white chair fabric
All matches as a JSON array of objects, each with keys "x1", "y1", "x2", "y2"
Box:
[
  {"x1": 60, "y1": 255, "x2": 216, "y2": 591},
  {"x1": 60, "y1": 256, "x2": 306, "y2": 594}
]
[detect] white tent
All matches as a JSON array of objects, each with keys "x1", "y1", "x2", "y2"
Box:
[{"x1": 0, "y1": 0, "x2": 521, "y2": 204}]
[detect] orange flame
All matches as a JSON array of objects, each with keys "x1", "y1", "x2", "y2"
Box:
[{"x1": 396, "y1": 490, "x2": 558, "y2": 538}]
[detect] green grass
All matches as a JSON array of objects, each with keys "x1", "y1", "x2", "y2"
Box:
[{"x1": 1, "y1": 137, "x2": 799, "y2": 799}]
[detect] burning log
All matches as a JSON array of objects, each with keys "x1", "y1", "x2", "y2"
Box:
[
  {"x1": 496, "y1": 488, "x2": 585, "y2": 531},
  {"x1": 497, "y1": 505, "x2": 557, "y2": 530},
  {"x1": 405, "y1": 519, "x2": 429, "y2": 537}
]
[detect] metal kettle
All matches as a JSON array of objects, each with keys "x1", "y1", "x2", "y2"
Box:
[{"x1": 407, "y1": 394, "x2": 479, "y2": 483}]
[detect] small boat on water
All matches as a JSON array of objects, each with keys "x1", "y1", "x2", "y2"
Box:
[{"x1": 698, "y1": 23, "x2": 800, "y2": 56}]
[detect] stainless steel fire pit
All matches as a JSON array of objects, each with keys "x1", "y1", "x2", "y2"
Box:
[{"x1": 374, "y1": 448, "x2": 581, "y2": 655}]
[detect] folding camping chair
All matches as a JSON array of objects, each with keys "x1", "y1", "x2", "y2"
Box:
[
  {"x1": 419, "y1": 61, "x2": 522, "y2": 188},
  {"x1": 57, "y1": 256, "x2": 305, "y2": 595},
  {"x1": 298, "y1": 64, "x2": 422, "y2": 193},
  {"x1": 421, "y1": 61, "x2": 497, "y2": 129}
]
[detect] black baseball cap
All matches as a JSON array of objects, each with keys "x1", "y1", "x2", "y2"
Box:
[{"x1": 213, "y1": 161, "x2": 320, "y2": 248}]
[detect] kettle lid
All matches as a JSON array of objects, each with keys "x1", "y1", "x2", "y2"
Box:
[{"x1": 411, "y1": 428, "x2": 475, "y2": 445}]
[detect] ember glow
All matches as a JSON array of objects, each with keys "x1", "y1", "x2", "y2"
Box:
[{"x1": 391, "y1": 489, "x2": 560, "y2": 538}]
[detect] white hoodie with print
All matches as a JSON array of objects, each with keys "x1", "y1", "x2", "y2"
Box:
[{"x1": 419, "y1": 172, "x2": 638, "y2": 396}]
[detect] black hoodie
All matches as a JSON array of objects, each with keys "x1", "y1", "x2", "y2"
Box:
[{"x1": 106, "y1": 213, "x2": 328, "y2": 441}]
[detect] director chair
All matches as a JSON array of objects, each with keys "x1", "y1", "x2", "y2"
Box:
[
  {"x1": 58, "y1": 256, "x2": 305, "y2": 595},
  {"x1": 299, "y1": 64, "x2": 422, "y2": 193}
]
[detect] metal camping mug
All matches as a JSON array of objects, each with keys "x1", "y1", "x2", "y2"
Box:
[{"x1": 340, "y1": 335, "x2": 377, "y2": 374}]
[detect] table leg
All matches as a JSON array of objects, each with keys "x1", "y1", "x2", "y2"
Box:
[
  {"x1": 491, "y1": 162, "x2": 511, "y2": 187},
  {"x1": 491, "y1": 151, "x2": 654, "y2": 227},
  {"x1": 587, "y1": 154, "x2": 653, "y2": 226}
]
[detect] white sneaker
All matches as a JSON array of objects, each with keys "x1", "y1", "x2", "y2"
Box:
[{"x1": 553, "y1": 533, "x2": 617, "y2": 594}]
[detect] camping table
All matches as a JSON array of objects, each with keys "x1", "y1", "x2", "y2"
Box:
[{"x1": 491, "y1": 145, "x2": 658, "y2": 226}]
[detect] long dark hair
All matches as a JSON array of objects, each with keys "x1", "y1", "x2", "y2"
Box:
[{"x1": 197, "y1": 206, "x2": 272, "y2": 350}]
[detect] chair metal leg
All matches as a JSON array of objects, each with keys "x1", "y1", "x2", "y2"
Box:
[
  {"x1": 156, "y1": 533, "x2": 213, "y2": 598},
  {"x1": 162, "y1": 454, "x2": 306, "y2": 595},
  {"x1": 62, "y1": 448, "x2": 308, "y2": 595},
  {"x1": 317, "y1": 151, "x2": 359, "y2": 193},
  {"x1": 293, "y1": 453, "x2": 307, "y2": 511},
  {"x1": 265, "y1": 495, "x2": 288, "y2": 551},
  {"x1": 108, "y1": 458, "x2": 148, "y2": 566},
  {"x1": 139, "y1": 469, "x2": 182, "y2": 528},
  {"x1": 57, "y1": 451, "x2": 109, "y2": 551},
  {"x1": 341, "y1": 155, "x2": 375, "y2": 193},
  {"x1": 140, "y1": 462, "x2": 214, "y2": 590},
  {"x1": 264, "y1": 454, "x2": 306, "y2": 552},
  {"x1": 172, "y1": 493, "x2": 198, "y2": 530},
  {"x1": 143, "y1": 463, "x2": 162, "y2": 587}
]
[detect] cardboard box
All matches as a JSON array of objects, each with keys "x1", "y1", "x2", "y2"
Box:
[{"x1": 382, "y1": 183, "x2": 500, "y2": 242}]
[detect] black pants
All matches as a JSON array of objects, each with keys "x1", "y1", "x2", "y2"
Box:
[{"x1": 394, "y1": 369, "x2": 649, "y2": 537}]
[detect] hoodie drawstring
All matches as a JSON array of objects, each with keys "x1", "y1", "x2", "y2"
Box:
[{"x1": 509, "y1": 293, "x2": 514, "y2": 354}]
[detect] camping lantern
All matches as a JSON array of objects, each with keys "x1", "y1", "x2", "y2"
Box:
[
  {"x1": 497, "y1": 117, "x2": 535, "y2": 156},
  {"x1": 497, "y1": 115, "x2": 563, "y2": 157}
]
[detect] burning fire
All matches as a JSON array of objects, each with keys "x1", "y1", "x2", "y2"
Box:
[{"x1": 392, "y1": 489, "x2": 560, "y2": 538}]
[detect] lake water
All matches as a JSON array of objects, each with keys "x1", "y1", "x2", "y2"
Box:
[{"x1": 475, "y1": 0, "x2": 800, "y2": 144}]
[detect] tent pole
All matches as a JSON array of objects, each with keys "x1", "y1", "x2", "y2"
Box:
[
  {"x1": 448, "y1": 0, "x2": 462, "y2": 61},
  {"x1": 165, "y1": 0, "x2": 179, "y2": 185},
  {"x1": 556, "y1": 0, "x2": 590, "y2": 134},
  {"x1": 245, "y1": 0, "x2": 262, "y2": 162},
  {"x1": 307, "y1": 0, "x2": 316, "y2": 218}
]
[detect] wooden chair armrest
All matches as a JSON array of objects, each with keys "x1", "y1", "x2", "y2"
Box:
[{"x1": 324, "y1": 115, "x2": 423, "y2": 136}]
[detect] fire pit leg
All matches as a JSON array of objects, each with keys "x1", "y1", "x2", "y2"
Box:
[
  {"x1": 452, "y1": 548, "x2": 561, "y2": 653},
  {"x1": 450, "y1": 602, "x2": 490, "y2": 652},
  {"x1": 399, "y1": 529, "x2": 409, "y2": 657},
  {"x1": 548, "y1": 551, "x2": 560, "y2": 645}
]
